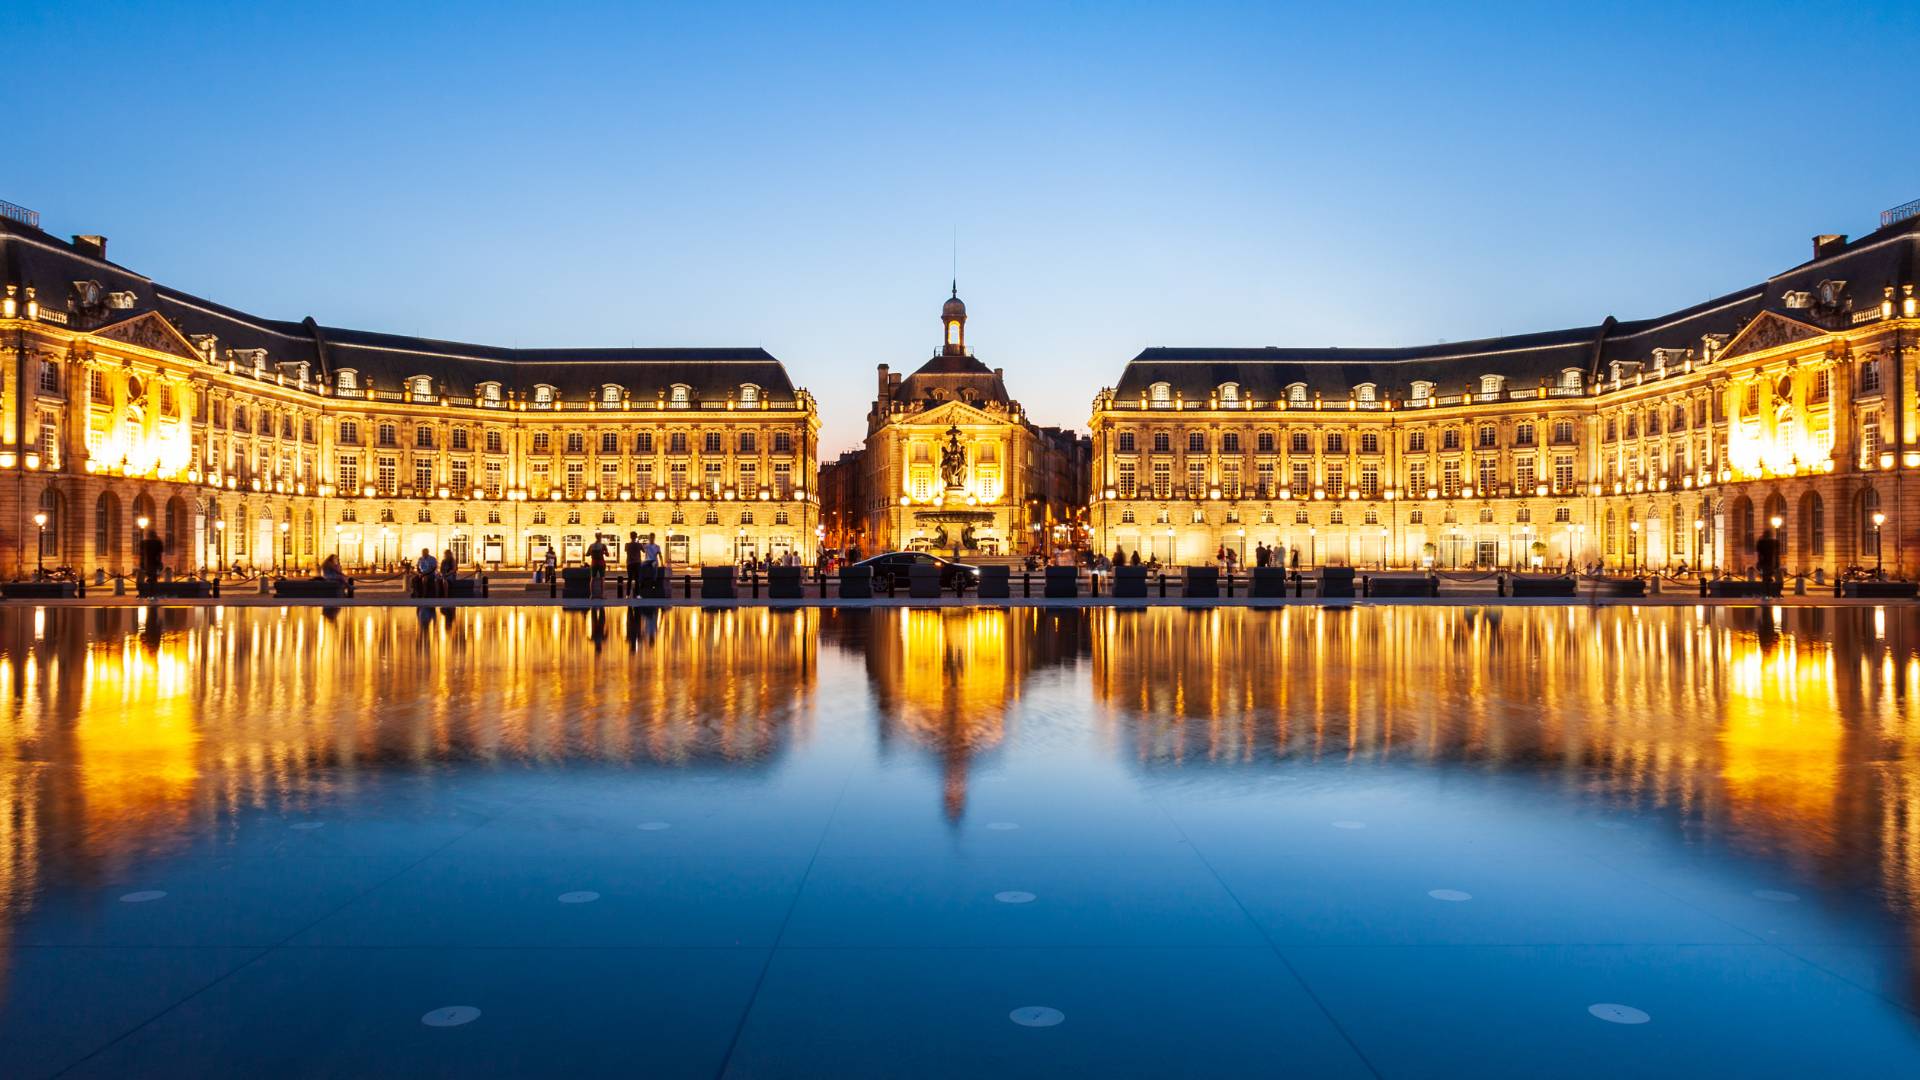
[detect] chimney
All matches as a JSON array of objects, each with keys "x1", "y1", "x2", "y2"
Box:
[
  {"x1": 1813, "y1": 234, "x2": 1847, "y2": 260},
  {"x1": 72, "y1": 234, "x2": 107, "y2": 260}
]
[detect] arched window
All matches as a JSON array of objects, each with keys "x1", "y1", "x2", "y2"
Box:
[
  {"x1": 1149, "y1": 382, "x2": 1172, "y2": 407},
  {"x1": 335, "y1": 369, "x2": 358, "y2": 393},
  {"x1": 1354, "y1": 383, "x2": 1376, "y2": 403},
  {"x1": 1561, "y1": 369, "x2": 1583, "y2": 390},
  {"x1": 532, "y1": 385, "x2": 556, "y2": 408},
  {"x1": 478, "y1": 382, "x2": 502, "y2": 403},
  {"x1": 739, "y1": 383, "x2": 760, "y2": 405},
  {"x1": 601, "y1": 384, "x2": 623, "y2": 405},
  {"x1": 1287, "y1": 383, "x2": 1309, "y2": 405},
  {"x1": 670, "y1": 384, "x2": 692, "y2": 407},
  {"x1": 409, "y1": 376, "x2": 434, "y2": 401},
  {"x1": 94, "y1": 492, "x2": 121, "y2": 562},
  {"x1": 1218, "y1": 382, "x2": 1240, "y2": 404},
  {"x1": 1480, "y1": 374, "x2": 1505, "y2": 397},
  {"x1": 1410, "y1": 381, "x2": 1434, "y2": 400},
  {"x1": 1860, "y1": 489, "x2": 1883, "y2": 558}
]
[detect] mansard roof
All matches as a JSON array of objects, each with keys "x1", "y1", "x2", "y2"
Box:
[
  {"x1": 0, "y1": 216, "x2": 798, "y2": 402},
  {"x1": 1116, "y1": 212, "x2": 1920, "y2": 402}
]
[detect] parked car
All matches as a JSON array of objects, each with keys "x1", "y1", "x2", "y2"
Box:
[{"x1": 852, "y1": 551, "x2": 979, "y2": 591}]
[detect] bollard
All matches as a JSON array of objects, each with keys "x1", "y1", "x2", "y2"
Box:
[
  {"x1": 1225, "y1": 574, "x2": 1235, "y2": 599},
  {"x1": 1794, "y1": 573, "x2": 1806, "y2": 596},
  {"x1": 1090, "y1": 572, "x2": 1100, "y2": 598},
  {"x1": 1023, "y1": 572, "x2": 1031, "y2": 598},
  {"x1": 550, "y1": 574, "x2": 558, "y2": 599},
  {"x1": 114, "y1": 576, "x2": 126, "y2": 596},
  {"x1": 1159, "y1": 573, "x2": 1168, "y2": 598},
  {"x1": 1648, "y1": 575, "x2": 1661, "y2": 595},
  {"x1": 1699, "y1": 576, "x2": 1709, "y2": 597},
  {"x1": 258, "y1": 575, "x2": 270, "y2": 595}
]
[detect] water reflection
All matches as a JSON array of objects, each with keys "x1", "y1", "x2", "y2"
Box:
[{"x1": 1, "y1": 603, "x2": 1919, "y2": 1003}]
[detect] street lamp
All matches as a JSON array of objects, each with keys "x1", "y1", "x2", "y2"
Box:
[
  {"x1": 1628, "y1": 519, "x2": 1641, "y2": 575},
  {"x1": 1693, "y1": 518, "x2": 1706, "y2": 576},
  {"x1": 1308, "y1": 525, "x2": 1317, "y2": 569},
  {"x1": 1874, "y1": 511, "x2": 1887, "y2": 576},
  {"x1": 278, "y1": 520, "x2": 291, "y2": 574},
  {"x1": 31, "y1": 511, "x2": 47, "y2": 575},
  {"x1": 214, "y1": 518, "x2": 226, "y2": 575},
  {"x1": 1378, "y1": 526, "x2": 1389, "y2": 570},
  {"x1": 1235, "y1": 526, "x2": 1246, "y2": 569}
]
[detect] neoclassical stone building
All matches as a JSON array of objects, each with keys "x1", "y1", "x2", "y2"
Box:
[
  {"x1": 837, "y1": 289, "x2": 1087, "y2": 558},
  {"x1": 1091, "y1": 210, "x2": 1920, "y2": 577},
  {"x1": 0, "y1": 209, "x2": 818, "y2": 576}
]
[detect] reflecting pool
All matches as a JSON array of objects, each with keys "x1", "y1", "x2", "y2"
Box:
[{"x1": 3, "y1": 604, "x2": 1920, "y2": 1076}]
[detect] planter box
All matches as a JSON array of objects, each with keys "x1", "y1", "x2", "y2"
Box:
[
  {"x1": 838, "y1": 566, "x2": 873, "y2": 600},
  {"x1": 560, "y1": 566, "x2": 595, "y2": 599},
  {"x1": 977, "y1": 565, "x2": 1011, "y2": 599},
  {"x1": 1044, "y1": 565, "x2": 1079, "y2": 599},
  {"x1": 1112, "y1": 565, "x2": 1149, "y2": 598},
  {"x1": 907, "y1": 562, "x2": 943, "y2": 598},
  {"x1": 1251, "y1": 567, "x2": 1289, "y2": 598},
  {"x1": 1707, "y1": 579, "x2": 1768, "y2": 598},
  {"x1": 146, "y1": 580, "x2": 218, "y2": 598},
  {"x1": 1841, "y1": 580, "x2": 1919, "y2": 599},
  {"x1": 1367, "y1": 574, "x2": 1437, "y2": 598},
  {"x1": 1183, "y1": 566, "x2": 1219, "y2": 599},
  {"x1": 1594, "y1": 577, "x2": 1647, "y2": 598},
  {"x1": 767, "y1": 566, "x2": 804, "y2": 599},
  {"x1": 1510, "y1": 574, "x2": 1576, "y2": 598},
  {"x1": 700, "y1": 566, "x2": 736, "y2": 601},
  {"x1": 2, "y1": 581, "x2": 81, "y2": 599},
  {"x1": 273, "y1": 578, "x2": 353, "y2": 599},
  {"x1": 1318, "y1": 567, "x2": 1356, "y2": 599}
]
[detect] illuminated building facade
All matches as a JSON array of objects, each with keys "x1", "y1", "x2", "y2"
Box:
[
  {"x1": 0, "y1": 210, "x2": 818, "y2": 576},
  {"x1": 845, "y1": 288, "x2": 1086, "y2": 558},
  {"x1": 1092, "y1": 209, "x2": 1920, "y2": 577}
]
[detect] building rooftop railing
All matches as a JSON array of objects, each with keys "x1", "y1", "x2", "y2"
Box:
[
  {"x1": 0, "y1": 199, "x2": 39, "y2": 229},
  {"x1": 1882, "y1": 198, "x2": 1920, "y2": 229}
]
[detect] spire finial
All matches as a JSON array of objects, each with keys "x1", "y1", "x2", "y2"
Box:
[{"x1": 951, "y1": 278, "x2": 957, "y2": 298}]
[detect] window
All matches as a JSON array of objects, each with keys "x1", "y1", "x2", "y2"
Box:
[
  {"x1": 601, "y1": 432, "x2": 619, "y2": 454},
  {"x1": 414, "y1": 460, "x2": 433, "y2": 492},
  {"x1": 1187, "y1": 431, "x2": 1206, "y2": 453},
  {"x1": 1479, "y1": 374, "x2": 1504, "y2": 397},
  {"x1": 337, "y1": 456, "x2": 359, "y2": 493},
  {"x1": 1186, "y1": 461, "x2": 1206, "y2": 496},
  {"x1": 773, "y1": 432, "x2": 793, "y2": 453},
  {"x1": 484, "y1": 429, "x2": 503, "y2": 453},
  {"x1": 1117, "y1": 462, "x2": 1137, "y2": 497},
  {"x1": 415, "y1": 425, "x2": 433, "y2": 449},
  {"x1": 377, "y1": 422, "x2": 397, "y2": 448},
  {"x1": 478, "y1": 382, "x2": 502, "y2": 404},
  {"x1": 1477, "y1": 425, "x2": 1497, "y2": 449},
  {"x1": 1289, "y1": 431, "x2": 1309, "y2": 454},
  {"x1": 336, "y1": 370, "x2": 358, "y2": 393},
  {"x1": 1860, "y1": 361, "x2": 1882, "y2": 394},
  {"x1": 532, "y1": 432, "x2": 551, "y2": 453},
  {"x1": 738, "y1": 431, "x2": 757, "y2": 454},
  {"x1": 1149, "y1": 382, "x2": 1172, "y2": 407},
  {"x1": 1152, "y1": 431, "x2": 1172, "y2": 453},
  {"x1": 1477, "y1": 457, "x2": 1497, "y2": 494},
  {"x1": 376, "y1": 456, "x2": 397, "y2": 495},
  {"x1": 1410, "y1": 381, "x2": 1434, "y2": 401},
  {"x1": 1407, "y1": 430, "x2": 1427, "y2": 453},
  {"x1": 1551, "y1": 419, "x2": 1575, "y2": 444},
  {"x1": 1360, "y1": 431, "x2": 1379, "y2": 454},
  {"x1": 1516, "y1": 458, "x2": 1535, "y2": 493},
  {"x1": 39, "y1": 361, "x2": 59, "y2": 394},
  {"x1": 739, "y1": 383, "x2": 760, "y2": 405},
  {"x1": 449, "y1": 428, "x2": 468, "y2": 450},
  {"x1": 1221, "y1": 432, "x2": 1241, "y2": 453},
  {"x1": 532, "y1": 385, "x2": 555, "y2": 408},
  {"x1": 1152, "y1": 461, "x2": 1172, "y2": 498},
  {"x1": 1441, "y1": 428, "x2": 1460, "y2": 451},
  {"x1": 410, "y1": 376, "x2": 434, "y2": 401},
  {"x1": 670, "y1": 384, "x2": 691, "y2": 407},
  {"x1": 1861, "y1": 410, "x2": 1882, "y2": 466},
  {"x1": 601, "y1": 384, "x2": 623, "y2": 405},
  {"x1": 635, "y1": 431, "x2": 654, "y2": 453},
  {"x1": 338, "y1": 420, "x2": 360, "y2": 445},
  {"x1": 1290, "y1": 462, "x2": 1309, "y2": 494},
  {"x1": 1218, "y1": 382, "x2": 1239, "y2": 404},
  {"x1": 1256, "y1": 431, "x2": 1275, "y2": 453},
  {"x1": 1324, "y1": 432, "x2": 1345, "y2": 454},
  {"x1": 1407, "y1": 461, "x2": 1427, "y2": 494},
  {"x1": 1560, "y1": 369, "x2": 1582, "y2": 391},
  {"x1": 1355, "y1": 383, "x2": 1376, "y2": 403},
  {"x1": 1287, "y1": 383, "x2": 1308, "y2": 405},
  {"x1": 1117, "y1": 431, "x2": 1136, "y2": 452},
  {"x1": 1554, "y1": 455, "x2": 1574, "y2": 492},
  {"x1": 1360, "y1": 464, "x2": 1379, "y2": 498},
  {"x1": 669, "y1": 432, "x2": 688, "y2": 454},
  {"x1": 1514, "y1": 422, "x2": 1534, "y2": 447},
  {"x1": 1442, "y1": 460, "x2": 1462, "y2": 497}
]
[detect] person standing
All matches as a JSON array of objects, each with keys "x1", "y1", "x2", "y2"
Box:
[
  {"x1": 540, "y1": 546, "x2": 558, "y2": 584},
  {"x1": 586, "y1": 533, "x2": 609, "y2": 598},
  {"x1": 138, "y1": 526, "x2": 166, "y2": 594},
  {"x1": 624, "y1": 531, "x2": 645, "y2": 595},
  {"x1": 1755, "y1": 527, "x2": 1782, "y2": 596}
]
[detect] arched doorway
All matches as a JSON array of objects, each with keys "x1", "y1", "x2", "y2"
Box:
[
  {"x1": 1727, "y1": 494, "x2": 1755, "y2": 568},
  {"x1": 1798, "y1": 491, "x2": 1825, "y2": 567},
  {"x1": 165, "y1": 495, "x2": 189, "y2": 572},
  {"x1": 1857, "y1": 487, "x2": 1884, "y2": 569},
  {"x1": 94, "y1": 491, "x2": 123, "y2": 571}
]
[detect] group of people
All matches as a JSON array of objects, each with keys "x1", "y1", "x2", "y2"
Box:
[{"x1": 406, "y1": 547, "x2": 463, "y2": 598}]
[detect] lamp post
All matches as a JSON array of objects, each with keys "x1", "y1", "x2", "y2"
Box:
[
  {"x1": 1628, "y1": 519, "x2": 1640, "y2": 575},
  {"x1": 1235, "y1": 526, "x2": 1246, "y2": 569},
  {"x1": 1164, "y1": 525, "x2": 1174, "y2": 566},
  {"x1": 214, "y1": 518, "x2": 226, "y2": 576},
  {"x1": 334, "y1": 523, "x2": 346, "y2": 568},
  {"x1": 1308, "y1": 525, "x2": 1317, "y2": 569},
  {"x1": 1874, "y1": 511, "x2": 1887, "y2": 576},
  {"x1": 278, "y1": 520, "x2": 291, "y2": 574},
  {"x1": 1693, "y1": 518, "x2": 1706, "y2": 577},
  {"x1": 1378, "y1": 526, "x2": 1389, "y2": 570},
  {"x1": 32, "y1": 511, "x2": 47, "y2": 576}
]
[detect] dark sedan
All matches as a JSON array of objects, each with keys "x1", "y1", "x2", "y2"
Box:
[{"x1": 852, "y1": 551, "x2": 980, "y2": 591}]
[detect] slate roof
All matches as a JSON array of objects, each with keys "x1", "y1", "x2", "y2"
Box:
[
  {"x1": 1115, "y1": 214, "x2": 1920, "y2": 401},
  {"x1": 0, "y1": 216, "x2": 798, "y2": 401}
]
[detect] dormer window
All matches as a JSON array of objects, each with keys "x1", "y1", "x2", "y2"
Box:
[
  {"x1": 477, "y1": 381, "x2": 502, "y2": 404},
  {"x1": 1559, "y1": 369, "x2": 1583, "y2": 390},
  {"x1": 1218, "y1": 382, "x2": 1240, "y2": 404},
  {"x1": 1479, "y1": 374, "x2": 1505, "y2": 397},
  {"x1": 1286, "y1": 383, "x2": 1309, "y2": 405},
  {"x1": 532, "y1": 384, "x2": 556, "y2": 409},
  {"x1": 601, "y1": 384, "x2": 623, "y2": 405},
  {"x1": 335, "y1": 369, "x2": 359, "y2": 393},
  {"x1": 670, "y1": 384, "x2": 692, "y2": 408},
  {"x1": 409, "y1": 376, "x2": 434, "y2": 401},
  {"x1": 739, "y1": 383, "x2": 760, "y2": 405},
  {"x1": 1148, "y1": 382, "x2": 1172, "y2": 407},
  {"x1": 1354, "y1": 383, "x2": 1377, "y2": 403},
  {"x1": 1410, "y1": 380, "x2": 1434, "y2": 400}
]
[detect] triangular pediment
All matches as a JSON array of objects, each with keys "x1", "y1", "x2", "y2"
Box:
[
  {"x1": 911, "y1": 399, "x2": 1008, "y2": 427},
  {"x1": 90, "y1": 311, "x2": 202, "y2": 361},
  {"x1": 1719, "y1": 310, "x2": 1829, "y2": 362}
]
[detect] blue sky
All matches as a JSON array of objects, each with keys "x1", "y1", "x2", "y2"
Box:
[{"x1": 12, "y1": 1, "x2": 1920, "y2": 451}]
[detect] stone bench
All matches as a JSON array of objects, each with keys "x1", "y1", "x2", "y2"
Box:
[
  {"x1": 1366, "y1": 573, "x2": 1438, "y2": 598},
  {"x1": 1840, "y1": 580, "x2": 1919, "y2": 599},
  {"x1": 2, "y1": 581, "x2": 83, "y2": 599},
  {"x1": 1318, "y1": 567, "x2": 1356, "y2": 599},
  {"x1": 145, "y1": 580, "x2": 218, "y2": 598},
  {"x1": 1508, "y1": 574, "x2": 1576, "y2": 598},
  {"x1": 1044, "y1": 565, "x2": 1078, "y2": 598},
  {"x1": 273, "y1": 578, "x2": 354, "y2": 599},
  {"x1": 977, "y1": 565, "x2": 1011, "y2": 599},
  {"x1": 1112, "y1": 565, "x2": 1149, "y2": 598}
]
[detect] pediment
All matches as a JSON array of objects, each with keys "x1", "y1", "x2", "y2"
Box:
[
  {"x1": 1719, "y1": 310, "x2": 1828, "y2": 362},
  {"x1": 90, "y1": 311, "x2": 202, "y2": 361},
  {"x1": 911, "y1": 399, "x2": 1007, "y2": 427}
]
